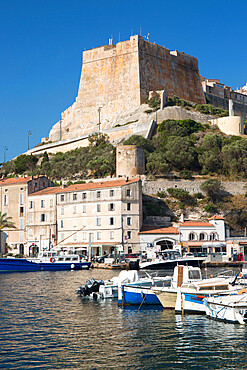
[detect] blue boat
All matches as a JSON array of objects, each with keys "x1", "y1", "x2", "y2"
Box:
[
  {"x1": 119, "y1": 285, "x2": 162, "y2": 306},
  {"x1": 0, "y1": 251, "x2": 91, "y2": 273}
]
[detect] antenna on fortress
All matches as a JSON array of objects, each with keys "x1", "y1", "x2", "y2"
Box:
[
  {"x1": 131, "y1": 28, "x2": 133, "y2": 36},
  {"x1": 109, "y1": 36, "x2": 113, "y2": 45},
  {"x1": 145, "y1": 33, "x2": 150, "y2": 41},
  {"x1": 140, "y1": 26, "x2": 142, "y2": 36}
]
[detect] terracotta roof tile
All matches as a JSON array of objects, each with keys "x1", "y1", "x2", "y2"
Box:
[
  {"x1": 30, "y1": 178, "x2": 140, "y2": 196},
  {"x1": 0, "y1": 176, "x2": 32, "y2": 185},
  {"x1": 208, "y1": 215, "x2": 225, "y2": 220},
  {"x1": 139, "y1": 225, "x2": 179, "y2": 234},
  {"x1": 180, "y1": 221, "x2": 213, "y2": 227}
]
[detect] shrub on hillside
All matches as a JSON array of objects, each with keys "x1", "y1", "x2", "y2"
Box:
[{"x1": 204, "y1": 204, "x2": 217, "y2": 213}]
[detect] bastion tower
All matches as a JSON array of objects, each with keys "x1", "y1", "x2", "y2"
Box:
[{"x1": 48, "y1": 35, "x2": 205, "y2": 143}]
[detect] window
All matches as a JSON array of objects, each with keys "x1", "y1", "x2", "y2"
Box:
[
  {"x1": 127, "y1": 231, "x2": 131, "y2": 239},
  {"x1": 20, "y1": 231, "x2": 24, "y2": 242},
  {"x1": 28, "y1": 214, "x2": 33, "y2": 223},
  {"x1": 19, "y1": 218, "x2": 24, "y2": 229},
  {"x1": 97, "y1": 191, "x2": 101, "y2": 198},
  {"x1": 41, "y1": 228, "x2": 45, "y2": 236},
  {"x1": 189, "y1": 233, "x2": 196, "y2": 241},
  {"x1": 61, "y1": 220, "x2": 64, "y2": 228},
  {"x1": 41, "y1": 200, "x2": 45, "y2": 208},
  {"x1": 82, "y1": 218, "x2": 86, "y2": 227},
  {"x1": 73, "y1": 233, "x2": 77, "y2": 241},
  {"x1": 73, "y1": 193, "x2": 77, "y2": 201},
  {"x1": 109, "y1": 217, "x2": 115, "y2": 226},
  {"x1": 3, "y1": 194, "x2": 8, "y2": 206},
  {"x1": 40, "y1": 214, "x2": 46, "y2": 222},
  {"x1": 97, "y1": 232, "x2": 101, "y2": 240},
  {"x1": 110, "y1": 231, "x2": 114, "y2": 239},
  {"x1": 50, "y1": 214, "x2": 53, "y2": 222},
  {"x1": 83, "y1": 205, "x2": 86, "y2": 213},
  {"x1": 83, "y1": 232, "x2": 87, "y2": 240},
  {"x1": 4, "y1": 189, "x2": 8, "y2": 192},
  {"x1": 61, "y1": 233, "x2": 64, "y2": 241},
  {"x1": 29, "y1": 228, "x2": 33, "y2": 236},
  {"x1": 109, "y1": 203, "x2": 115, "y2": 211},
  {"x1": 29, "y1": 201, "x2": 34, "y2": 209},
  {"x1": 34, "y1": 182, "x2": 37, "y2": 187},
  {"x1": 61, "y1": 207, "x2": 64, "y2": 215},
  {"x1": 127, "y1": 203, "x2": 131, "y2": 211},
  {"x1": 73, "y1": 206, "x2": 76, "y2": 214},
  {"x1": 126, "y1": 189, "x2": 131, "y2": 197},
  {"x1": 20, "y1": 193, "x2": 24, "y2": 205},
  {"x1": 199, "y1": 233, "x2": 206, "y2": 241},
  {"x1": 50, "y1": 199, "x2": 53, "y2": 208},
  {"x1": 43, "y1": 182, "x2": 46, "y2": 188},
  {"x1": 127, "y1": 217, "x2": 131, "y2": 226},
  {"x1": 97, "y1": 204, "x2": 101, "y2": 212},
  {"x1": 82, "y1": 192, "x2": 87, "y2": 199},
  {"x1": 20, "y1": 187, "x2": 23, "y2": 191},
  {"x1": 4, "y1": 209, "x2": 8, "y2": 216},
  {"x1": 210, "y1": 233, "x2": 217, "y2": 241},
  {"x1": 20, "y1": 207, "x2": 24, "y2": 217},
  {"x1": 73, "y1": 220, "x2": 77, "y2": 228},
  {"x1": 110, "y1": 190, "x2": 114, "y2": 197},
  {"x1": 61, "y1": 194, "x2": 65, "y2": 202},
  {"x1": 96, "y1": 218, "x2": 101, "y2": 226}
]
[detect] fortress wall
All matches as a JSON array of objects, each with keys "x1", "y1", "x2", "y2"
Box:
[
  {"x1": 138, "y1": 38, "x2": 205, "y2": 104},
  {"x1": 48, "y1": 36, "x2": 206, "y2": 144}
]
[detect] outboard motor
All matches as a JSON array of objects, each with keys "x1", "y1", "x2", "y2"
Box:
[{"x1": 77, "y1": 278, "x2": 104, "y2": 297}]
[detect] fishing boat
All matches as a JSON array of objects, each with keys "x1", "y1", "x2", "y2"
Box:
[
  {"x1": 118, "y1": 275, "x2": 172, "y2": 306},
  {"x1": 204, "y1": 291, "x2": 247, "y2": 324},
  {"x1": 139, "y1": 250, "x2": 205, "y2": 270},
  {"x1": 0, "y1": 251, "x2": 91, "y2": 273}
]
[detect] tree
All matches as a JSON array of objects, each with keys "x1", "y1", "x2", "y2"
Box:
[
  {"x1": 200, "y1": 179, "x2": 223, "y2": 202},
  {"x1": 0, "y1": 212, "x2": 16, "y2": 230},
  {"x1": 146, "y1": 152, "x2": 169, "y2": 175},
  {"x1": 164, "y1": 136, "x2": 198, "y2": 171},
  {"x1": 123, "y1": 135, "x2": 154, "y2": 153},
  {"x1": 14, "y1": 154, "x2": 38, "y2": 174}
]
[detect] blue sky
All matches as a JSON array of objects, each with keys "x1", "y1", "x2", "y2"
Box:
[{"x1": 1, "y1": 0, "x2": 246, "y2": 161}]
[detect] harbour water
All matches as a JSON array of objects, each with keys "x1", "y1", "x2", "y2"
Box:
[{"x1": 0, "y1": 268, "x2": 247, "y2": 369}]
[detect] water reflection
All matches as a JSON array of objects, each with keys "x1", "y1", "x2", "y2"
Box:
[{"x1": 0, "y1": 269, "x2": 246, "y2": 369}]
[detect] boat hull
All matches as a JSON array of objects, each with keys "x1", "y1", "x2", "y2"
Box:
[
  {"x1": 140, "y1": 258, "x2": 205, "y2": 270},
  {"x1": 0, "y1": 258, "x2": 91, "y2": 273},
  {"x1": 154, "y1": 289, "x2": 177, "y2": 309},
  {"x1": 119, "y1": 285, "x2": 161, "y2": 306}
]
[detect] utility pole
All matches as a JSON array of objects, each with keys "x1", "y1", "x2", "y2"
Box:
[
  {"x1": 4, "y1": 146, "x2": 8, "y2": 163},
  {"x1": 28, "y1": 130, "x2": 31, "y2": 151},
  {"x1": 98, "y1": 107, "x2": 102, "y2": 131}
]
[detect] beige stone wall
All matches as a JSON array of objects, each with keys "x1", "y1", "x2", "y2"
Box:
[
  {"x1": 209, "y1": 116, "x2": 244, "y2": 136},
  {"x1": 48, "y1": 35, "x2": 205, "y2": 144},
  {"x1": 116, "y1": 145, "x2": 145, "y2": 178}
]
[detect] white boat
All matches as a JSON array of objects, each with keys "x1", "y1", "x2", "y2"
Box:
[
  {"x1": 77, "y1": 270, "x2": 169, "y2": 299},
  {"x1": 204, "y1": 291, "x2": 247, "y2": 324},
  {"x1": 154, "y1": 265, "x2": 242, "y2": 313},
  {"x1": 140, "y1": 250, "x2": 205, "y2": 270}
]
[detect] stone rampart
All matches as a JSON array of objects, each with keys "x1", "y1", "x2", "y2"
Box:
[
  {"x1": 142, "y1": 178, "x2": 246, "y2": 196},
  {"x1": 48, "y1": 35, "x2": 205, "y2": 144}
]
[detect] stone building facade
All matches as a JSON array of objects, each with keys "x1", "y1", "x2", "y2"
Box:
[
  {"x1": 0, "y1": 176, "x2": 53, "y2": 255},
  {"x1": 26, "y1": 178, "x2": 142, "y2": 256},
  {"x1": 48, "y1": 35, "x2": 205, "y2": 143}
]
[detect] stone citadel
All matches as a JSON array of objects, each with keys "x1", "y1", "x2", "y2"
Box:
[{"x1": 46, "y1": 35, "x2": 205, "y2": 145}]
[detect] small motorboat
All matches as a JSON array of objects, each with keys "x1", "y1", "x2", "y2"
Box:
[
  {"x1": 204, "y1": 290, "x2": 247, "y2": 324},
  {"x1": 139, "y1": 250, "x2": 205, "y2": 270}
]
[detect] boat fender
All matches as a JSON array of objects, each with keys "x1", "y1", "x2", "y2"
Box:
[
  {"x1": 50, "y1": 257, "x2": 55, "y2": 263},
  {"x1": 71, "y1": 264, "x2": 75, "y2": 269}
]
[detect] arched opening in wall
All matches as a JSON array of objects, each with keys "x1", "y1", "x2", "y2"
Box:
[
  {"x1": 29, "y1": 244, "x2": 39, "y2": 257},
  {"x1": 210, "y1": 233, "x2": 218, "y2": 241},
  {"x1": 199, "y1": 233, "x2": 207, "y2": 241},
  {"x1": 156, "y1": 240, "x2": 174, "y2": 251},
  {"x1": 189, "y1": 233, "x2": 196, "y2": 241}
]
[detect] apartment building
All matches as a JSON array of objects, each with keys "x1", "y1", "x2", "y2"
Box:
[
  {"x1": 0, "y1": 176, "x2": 53, "y2": 255},
  {"x1": 26, "y1": 178, "x2": 142, "y2": 256}
]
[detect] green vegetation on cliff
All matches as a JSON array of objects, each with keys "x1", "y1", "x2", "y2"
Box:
[
  {"x1": 124, "y1": 119, "x2": 247, "y2": 178},
  {"x1": 1, "y1": 133, "x2": 116, "y2": 180}
]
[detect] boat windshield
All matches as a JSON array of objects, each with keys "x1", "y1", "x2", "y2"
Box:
[{"x1": 188, "y1": 270, "x2": 201, "y2": 280}]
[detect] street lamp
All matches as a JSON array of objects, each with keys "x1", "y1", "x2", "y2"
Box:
[
  {"x1": 28, "y1": 130, "x2": 31, "y2": 151},
  {"x1": 4, "y1": 146, "x2": 8, "y2": 163},
  {"x1": 98, "y1": 107, "x2": 102, "y2": 131}
]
